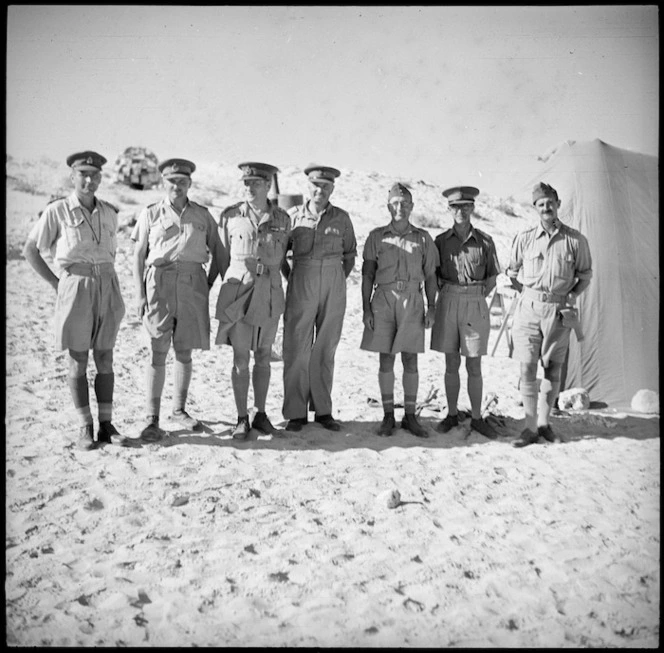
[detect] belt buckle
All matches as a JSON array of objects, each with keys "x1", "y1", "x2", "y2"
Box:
[
  {"x1": 396, "y1": 280, "x2": 404, "y2": 291},
  {"x1": 92, "y1": 263, "x2": 101, "y2": 276},
  {"x1": 542, "y1": 291, "x2": 552, "y2": 302},
  {"x1": 255, "y1": 262, "x2": 264, "y2": 276}
]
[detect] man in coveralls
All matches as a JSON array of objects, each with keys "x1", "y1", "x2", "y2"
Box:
[
  {"x1": 281, "y1": 165, "x2": 357, "y2": 432},
  {"x1": 430, "y1": 185, "x2": 501, "y2": 439},
  {"x1": 210, "y1": 162, "x2": 291, "y2": 440},
  {"x1": 23, "y1": 151, "x2": 126, "y2": 450},
  {"x1": 361, "y1": 182, "x2": 439, "y2": 437},
  {"x1": 132, "y1": 158, "x2": 226, "y2": 442},
  {"x1": 507, "y1": 182, "x2": 592, "y2": 447}
]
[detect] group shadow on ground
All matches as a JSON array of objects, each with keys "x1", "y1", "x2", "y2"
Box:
[{"x1": 108, "y1": 409, "x2": 660, "y2": 454}]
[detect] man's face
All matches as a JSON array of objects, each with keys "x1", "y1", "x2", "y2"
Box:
[
  {"x1": 308, "y1": 180, "x2": 334, "y2": 206},
  {"x1": 451, "y1": 202, "x2": 473, "y2": 226},
  {"x1": 534, "y1": 196, "x2": 560, "y2": 224},
  {"x1": 164, "y1": 176, "x2": 192, "y2": 202},
  {"x1": 387, "y1": 195, "x2": 413, "y2": 224},
  {"x1": 71, "y1": 169, "x2": 101, "y2": 197},
  {"x1": 243, "y1": 178, "x2": 270, "y2": 204}
]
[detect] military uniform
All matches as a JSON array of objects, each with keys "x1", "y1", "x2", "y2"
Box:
[
  {"x1": 132, "y1": 196, "x2": 222, "y2": 351},
  {"x1": 430, "y1": 224, "x2": 500, "y2": 357},
  {"x1": 360, "y1": 222, "x2": 438, "y2": 354},
  {"x1": 282, "y1": 165, "x2": 357, "y2": 425},
  {"x1": 215, "y1": 200, "x2": 291, "y2": 350}
]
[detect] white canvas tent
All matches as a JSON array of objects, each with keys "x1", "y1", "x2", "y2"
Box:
[{"x1": 515, "y1": 139, "x2": 659, "y2": 409}]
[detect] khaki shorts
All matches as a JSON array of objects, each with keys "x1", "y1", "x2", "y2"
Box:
[
  {"x1": 360, "y1": 288, "x2": 425, "y2": 354},
  {"x1": 143, "y1": 263, "x2": 210, "y2": 351},
  {"x1": 430, "y1": 286, "x2": 489, "y2": 357},
  {"x1": 511, "y1": 296, "x2": 570, "y2": 366},
  {"x1": 55, "y1": 264, "x2": 125, "y2": 351}
]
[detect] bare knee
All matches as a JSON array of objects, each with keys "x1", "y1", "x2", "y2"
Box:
[
  {"x1": 401, "y1": 352, "x2": 418, "y2": 374},
  {"x1": 254, "y1": 347, "x2": 272, "y2": 369},
  {"x1": 233, "y1": 348, "x2": 251, "y2": 373},
  {"x1": 379, "y1": 353, "x2": 396, "y2": 373},
  {"x1": 68, "y1": 349, "x2": 89, "y2": 377},
  {"x1": 445, "y1": 353, "x2": 461, "y2": 374},
  {"x1": 520, "y1": 362, "x2": 538, "y2": 382},
  {"x1": 92, "y1": 348, "x2": 114, "y2": 374},
  {"x1": 466, "y1": 356, "x2": 482, "y2": 378},
  {"x1": 174, "y1": 348, "x2": 192, "y2": 364},
  {"x1": 151, "y1": 350, "x2": 168, "y2": 367}
]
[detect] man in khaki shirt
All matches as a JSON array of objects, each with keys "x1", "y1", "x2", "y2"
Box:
[
  {"x1": 507, "y1": 182, "x2": 592, "y2": 447},
  {"x1": 132, "y1": 158, "x2": 227, "y2": 442},
  {"x1": 361, "y1": 183, "x2": 439, "y2": 437},
  {"x1": 23, "y1": 151, "x2": 126, "y2": 450}
]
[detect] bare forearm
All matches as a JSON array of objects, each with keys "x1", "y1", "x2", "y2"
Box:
[{"x1": 23, "y1": 240, "x2": 58, "y2": 290}]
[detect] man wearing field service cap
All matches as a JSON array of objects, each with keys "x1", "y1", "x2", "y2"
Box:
[
  {"x1": 23, "y1": 151, "x2": 127, "y2": 450},
  {"x1": 208, "y1": 162, "x2": 291, "y2": 440},
  {"x1": 430, "y1": 185, "x2": 501, "y2": 439},
  {"x1": 281, "y1": 164, "x2": 357, "y2": 432},
  {"x1": 361, "y1": 183, "x2": 439, "y2": 437},
  {"x1": 507, "y1": 181, "x2": 592, "y2": 447},
  {"x1": 132, "y1": 158, "x2": 227, "y2": 442}
]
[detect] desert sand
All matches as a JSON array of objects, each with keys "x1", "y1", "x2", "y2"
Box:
[{"x1": 5, "y1": 157, "x2": 659, "y2": 647}]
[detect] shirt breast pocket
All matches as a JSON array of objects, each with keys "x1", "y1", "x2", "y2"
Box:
[
  {"x1": 101, "y1": 223, "x2": 117, "y2": 256},
  {"x1": 524, "y1": 252, "x2": 544, "y2": 279},
  {"x1": 292, "y1": 226, "x2": 315, "y2": 256},
  {"x1": 62, "y1": 215, "x2": 88, "y2": 249},
  {"x1": 184, "y1": 221, "x2": 207, "y2": 249},
  {"x1": 552, "y1": 253, "x2": 575, "y2": 282}
]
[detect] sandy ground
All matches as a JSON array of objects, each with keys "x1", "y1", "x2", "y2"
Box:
[{"x1": 5, "y1": 159, "x2": 660, "y2": 647}]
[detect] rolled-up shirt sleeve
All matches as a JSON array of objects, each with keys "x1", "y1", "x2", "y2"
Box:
[
  {"x1": 575, "y1": 234, "x2": 593, "y2": 280},
  {"x1": 506, "y1": 233, "x2": 523, "y2": 279}
]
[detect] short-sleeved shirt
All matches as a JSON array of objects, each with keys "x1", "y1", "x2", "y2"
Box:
[
  {"x1": 221, "y1": 201, "x2": 291, "y2": 282},
  {"x1": 287, "y1": 202, "x2": 357, "y2": 262},
  {"x1": 434, "y1": 225, "x2": 500, "y2": 286},
  {"x1": 506, "y1": 220, "x2": 592, "y2": 295},
  {"x1": 28, "y1": 193, "x2": 119, "y2": 271},
  {"x1": 130, "y1": 198, "x2": 222, "y2": 266},
  {"x1": 363, "y1": 222, "x2": 439, "y2": 284}
]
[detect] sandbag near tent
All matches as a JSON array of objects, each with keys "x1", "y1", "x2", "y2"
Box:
[{"x1": 514, "y1": 139, "x2": 659, "y2": 409}]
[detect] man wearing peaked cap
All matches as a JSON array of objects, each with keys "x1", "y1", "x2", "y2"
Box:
[
  {"x1": 22, "y1": 150, "x2": 127, "y2": 451},
  {"x1": 208, "y1": 161, "x2": 290, "y2": 440},
  {"x1": 507, "y1": 181, "x2": 592, "y2": 448},
  {"x1": 430, "y1": 184, "x2": 501, "y2": 440},
  {"x1": 158, "y1": 158, "x2": 196, "y2": 178},
  {"x1": 280, "y1": 164, "x2": 357, "y2": 432},
  {"x1": 132, "y1": 157, "x2": 227, "y2": 442},
  {"x1": 360, "y1": 183, "x2": 439, "y2": 438}
]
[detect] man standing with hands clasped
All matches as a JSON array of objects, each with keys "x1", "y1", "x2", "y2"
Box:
[
  {"x1": 210, "y1": 162, "x2": 291, "y2": 440},
  {"x1": 361, "y1": 182, "x2": 439, "y2": 437},
  {"x1": 23, "y1": 151, "x2": 126, "y2": 450},
  {"x1": 132, "y1": 158, "x2": 227, "y2": 442},
  {"x1": 281, "y1": 165, "x2": 357, "y2": 432},
  {"x1": 430, "y1": 185, "x2": 501, "y2": 439},
  {"x1": 507, "y1": 182, "x2": 592, "y2": 447}
]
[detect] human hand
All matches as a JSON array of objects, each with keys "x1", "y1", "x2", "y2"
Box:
[
  {"x1": 136, "y1": 297, "x2": 147, "y2": 320},
  {"x1": 362, "y1": 309, "x2": 374, "y2": 331},
  {"x1": 566, "y1": 291, "x2": 577, "y2": 305},
  {"x1": 424, "y1": 307, "x2": 435, "y2": 329}
]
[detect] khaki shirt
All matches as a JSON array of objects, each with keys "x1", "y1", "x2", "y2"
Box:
[
  {"x1": 363, "y1": 222, "x2": 439, "y2": 284},
  {"x1": 131, "y1": 198, "x2": 223, "y2": 267},
  {"x1": 288, "y1": 202, "x2": 357, "y2": 262},
  {"x1": 507, "y1": 220, "x2": 592, "y2": 295},
  {"x1": 221, "y1": 201, "x2": 291, "y2": 282},
  {"x1": 435, "y1": 225, "x2": 500, "y2": 286},
  {"x1": 28, "y1": 193, "x2": 119, "y2": 271}
]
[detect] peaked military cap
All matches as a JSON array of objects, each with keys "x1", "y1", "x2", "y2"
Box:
[
  {"x1": 532, "y1": 181, "x2": 559, "y2": 204},
  {"x1": 388, "y1": 182, "x2": 413, "y2": 201},
  {"x1": 304, "y1": 164, "x2": 341, "y2": 184},
  {"x1": 159, "y1": 158, "x2": 196, "y2": 179},
  {"x1": 238, "y1": 162, "x2": 279, "y2": 181},
  {"x1": 66, "y1": 151, "x2": 107, "y2": 171},
  {"x1": 442, "y1": 185, "x2": 480, "y2": 205}
]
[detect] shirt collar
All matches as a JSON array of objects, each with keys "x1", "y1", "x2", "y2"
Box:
[
  {"x1": 445, "y1": 224, "x2": 478, "y2": 242},
  {"x1": 383, "y1": 220, "x2": 419, "y2": 237},
  {"x1": 535, "y1": 218, "x2": 562, "y2": 238},
  {"x1": 68, "y1": 192, "x2": 96, "y2": 212}
]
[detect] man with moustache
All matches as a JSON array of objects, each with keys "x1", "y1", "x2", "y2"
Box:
[
  {"x1": 132, "y1": 158, "x2": 227, "y2": 442},
  {"x1": 507, "y1": 182, "x2": 592, "y2": 447},
  {"x1": 361, "y1": 182, "x2": 439, "y2": 437},
  {"x1": 430, "y1": 186, "x2": 501, "y2": 439},
  {"x1": 209, "y1": 162, "x2": 291, "y2": 440},
  {"x1": 23, "y1": 151, "x2": 126, "y2": 450},
  {"x1": 281, "y1": 165, "x2": 357, "y2": 432}
]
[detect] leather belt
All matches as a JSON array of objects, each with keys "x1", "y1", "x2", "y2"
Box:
[{"x1": 522, "y1": 286, "x2": 566, "y2": 304}]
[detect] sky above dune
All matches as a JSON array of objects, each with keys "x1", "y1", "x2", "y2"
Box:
[{"x1": 6, "y1": 5, "x2": 659, "y2": 197}]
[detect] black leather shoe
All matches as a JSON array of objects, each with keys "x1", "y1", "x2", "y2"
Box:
[
  {"x1": 140, "y1": 416, "x2": 165, "y2": 443},
  {"x1": 538, "y1": 424, "x2": 561, "y2": 443},
  {"x1": 470, "y1": 417, "x2": 498, "y2": 440},
  {"x1": 436, "y1": 413, "x2": 459, "y2": 433},
  {"x1": 97, "y1": 421, "x2": 130, "y2": 446},
  {"x1": 252, "y1": 411, "x2": 277, "y2": 435},
  {"x1": 377, "y1": 413, "x2": 396, "y2": 436},
  {"x1": 286, "y1": 417, "x2": 308, "y2": 432},
  {"x1": 315, "y1": 414, "x2": 341, "y2": 431},
  {"x1": 513, "y1": 428, "x2": 539, "y2": 448},
  {"x1": 77, "y1": 424, "x2": 96, "y2": 451},
  {"x1": 401, "y1": 413, "x2": 429, "y2": 438}
]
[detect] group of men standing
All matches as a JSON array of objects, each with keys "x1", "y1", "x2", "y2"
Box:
[{"x1": 23, "y1": 151, "x2": 592, "y2": 450}]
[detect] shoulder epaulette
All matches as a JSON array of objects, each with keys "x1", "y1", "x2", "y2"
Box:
[
  {"x1": 220, "y1": 201, "x2": 244, "y2": 217},
  {"x1": 47, "y1": 195, "x2": 67, "y2": 206}
]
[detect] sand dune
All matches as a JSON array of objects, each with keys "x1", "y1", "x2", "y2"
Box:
[{"x1": 5, "y1": 157, "x2": 659, "y2": 647}]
